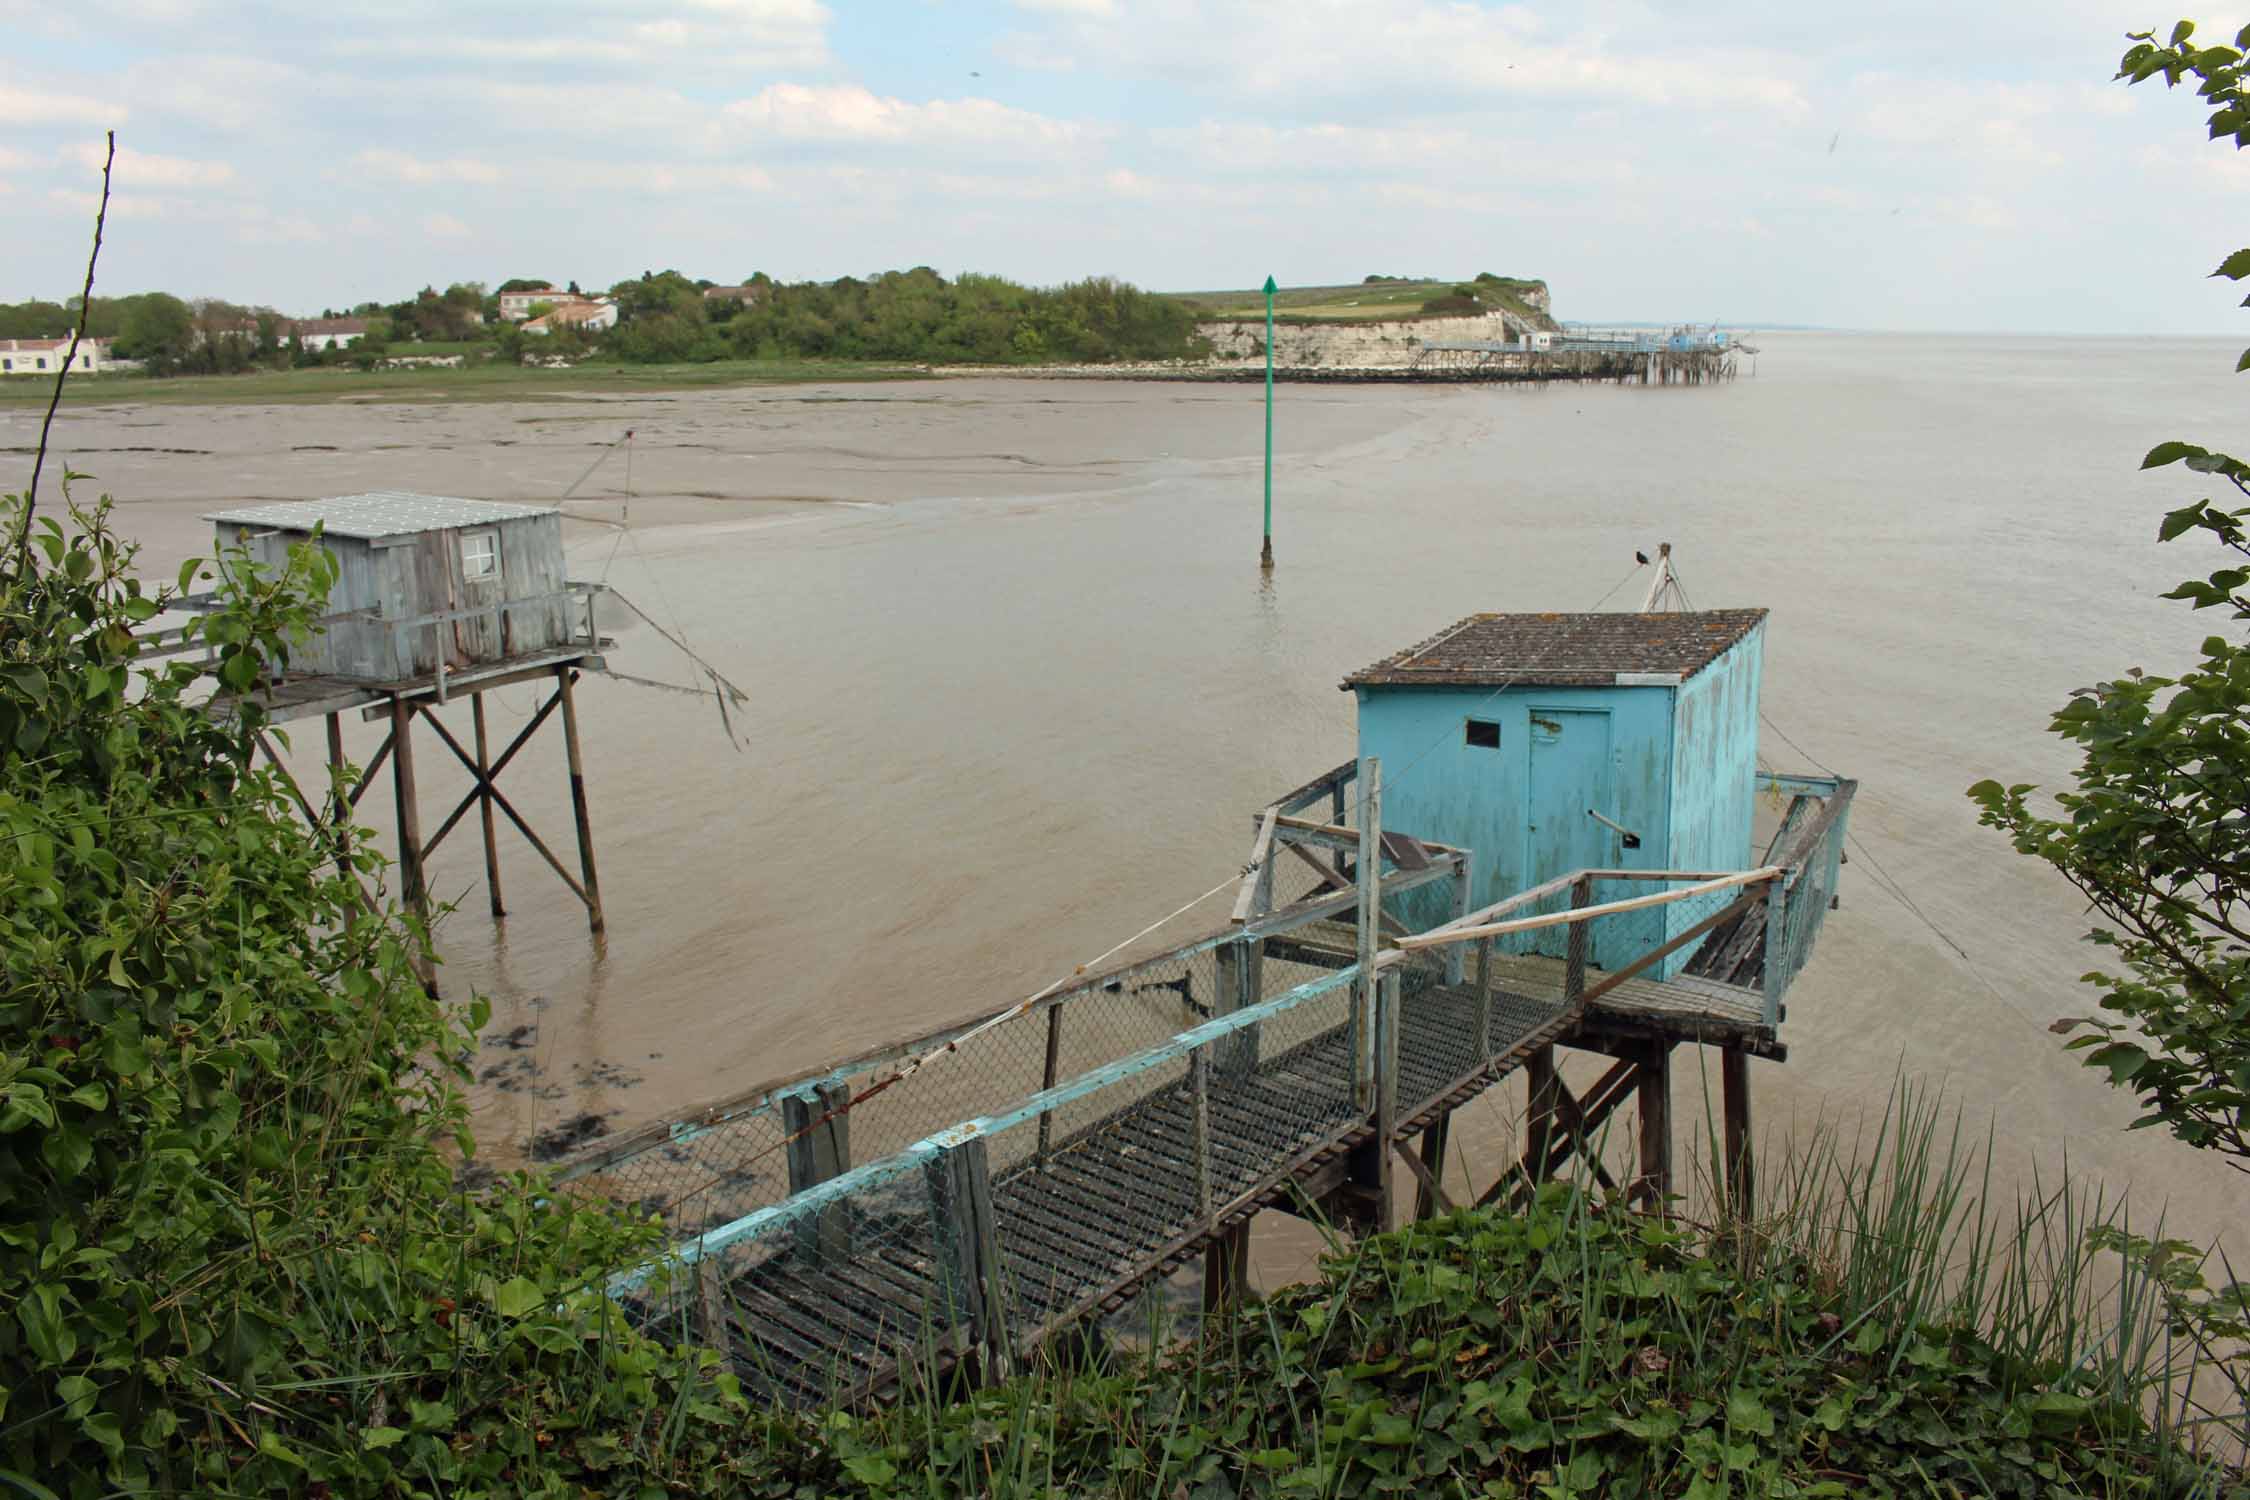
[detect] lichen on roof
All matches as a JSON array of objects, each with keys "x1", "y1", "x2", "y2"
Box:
[{"x1": 1342, "y1": 609, "x2": 1768, "y2": 690}]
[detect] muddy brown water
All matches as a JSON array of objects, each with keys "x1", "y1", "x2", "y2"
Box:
[{"x1": 10, "y1": 331, "x2": 2245, "y2": 1287}]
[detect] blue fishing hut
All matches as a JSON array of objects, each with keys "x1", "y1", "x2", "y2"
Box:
[{"x1": 1344, "y1": 610, "x2": 1767, "y2": 979}]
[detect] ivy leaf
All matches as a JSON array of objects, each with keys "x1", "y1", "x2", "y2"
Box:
[
  {"x1": 17, "y1": 1285, "x2": 74, "y2": 1365},
  {"x1": 1725, "y1": 1390, "x2": 1776, "y2": 1436},
  {"x1": 362, "y1": 1426, "x2": 408, "y2": 1451},
  {"x1": 493, "y1": 1276, "x2": 543, "y2": 1319}
]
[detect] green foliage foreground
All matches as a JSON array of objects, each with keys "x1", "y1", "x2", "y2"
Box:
[
  {"x1": 0, "y1": 490, "x2": 2244, "y2": 1496},
  {"x1": 0, "y1": 493, "x2": 747, "y2": 1496}
]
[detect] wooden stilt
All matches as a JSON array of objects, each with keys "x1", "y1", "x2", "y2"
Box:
[
  {"x1": 389, "y1": 696, "x2": 426, "y2": 926},
  {"x1": 472, "y1": 693, "x2": 505, "y2": 917},
  {"x1": 1202, "y1": 1220, "x2": 1249, "y2": 1315},
  {"x1": 556, "y1": 667, "x2": 605, "y2": 934},
  {"x1": 1524, "y1": 1045, "x2": 1559, "y2": 1187},
  {"x1": 1637, "y1": 1042, "x2": 1673, "y2": 1210},
  {"x1": 1414, "y1": 1110, "x2": 1452, "y2": 1220},
  {"x1": 1721, "y1": 1046, "x2": 1753, "y2": 1222},
  {"x1": 388, "y1": 695, "x2": 435, "y2": 989},
  {"x1": 324, "y1": 711, "x2": 351, "y2": 885}
]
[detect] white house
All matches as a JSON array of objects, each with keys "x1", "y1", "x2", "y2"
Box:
[
  {"x1": 0, "y1": 337, "x2": 123, "y2": 376},
  {"x1": 521, "y1": 299, "x2": 618, "y2": 336},
  {"x1": 499, "y1": 286, "x2": 568, "y2": 321},
  {"x1": 292, "y1": 317, "x2": 368, "y2": 352}
]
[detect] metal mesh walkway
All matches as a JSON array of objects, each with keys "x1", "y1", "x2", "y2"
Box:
[{"x1": 634, "y1": 965, "x2": 1570, "y2": 1408}]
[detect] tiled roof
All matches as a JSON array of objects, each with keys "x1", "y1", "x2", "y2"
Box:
[
  {"x1": 0, "y1": 337, "x2": 112, "y2": 353},
  {"x1": 1342, "y1": 609, "x2": 1768, "y2": 690},
  {"x1": 204, "y1": 491, "x2": 556, "y2": 540}
]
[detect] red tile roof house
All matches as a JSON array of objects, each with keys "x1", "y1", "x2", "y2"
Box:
[{"x1": 0, "y1": 337, "x2": 125, "y2": 376}]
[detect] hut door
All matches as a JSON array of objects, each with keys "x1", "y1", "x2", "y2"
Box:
[{"x1": 1525, "y1": 709, "x2": 1613, "y2": 960}]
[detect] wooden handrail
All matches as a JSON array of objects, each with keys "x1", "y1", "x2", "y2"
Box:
[{"x1": 1392, "y1": 867, "x2": 1781, "y2": 950}]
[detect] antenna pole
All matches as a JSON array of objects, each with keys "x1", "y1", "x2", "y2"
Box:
[{"x1": 1641, "y1": 542, "x2": 1676, "y2": 612}]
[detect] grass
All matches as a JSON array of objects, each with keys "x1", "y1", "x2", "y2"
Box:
[
  {"x1": 0, "y1": 357, "x2": 935, "y2": 408},
  {"x1": 1164, "y1": 276, "x2": 1552, "y2": 325},
  {"x1": 642, "y1": 1078, "x2": 2247, "y2": 1498}
]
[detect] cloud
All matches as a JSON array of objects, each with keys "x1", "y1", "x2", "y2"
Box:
[
  {"x1": 0, "y1": 84, "x2": 121, "y2": 126},
  {"x1": 724, "y1": 83, "x2": 1092, "y2": 152},
  {"x1": 354, "y1": 148, "x2": 501, "y2": 185},
  {"x1": 60, "y1": 142, "x2": 235, "y2": 189},
  {"x1": 1001, "y1": 0, "x2": 1808, "y2": 117},
  {"x1": 422, "y1": 212, "x2": 470, "y2": 239},
  {"x1": 1015, "y1": 0, "x2": 1114, "y2": 12}
]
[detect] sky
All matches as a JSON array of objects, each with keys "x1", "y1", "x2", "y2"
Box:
[{"x1": 2, "y1": 0, "x2": 2248, "y2": 333}]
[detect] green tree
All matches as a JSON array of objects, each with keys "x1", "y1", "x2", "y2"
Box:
[
  {"x1": 112, "y1": 292, "x2": 194, "y2": 371},
  {"x1": 1972, "y1": 19, "x2": 2250, "y2": 1173}
]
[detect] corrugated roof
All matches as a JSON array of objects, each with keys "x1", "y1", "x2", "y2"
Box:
[
  {"x1": 203, "y1": 492, "x2": 557, "y2": 541},
  {"x1": 1342, "y1": 609, "x2": 1768, "y2": 690}
]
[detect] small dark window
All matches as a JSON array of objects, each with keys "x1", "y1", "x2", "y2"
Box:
[{"x1": 1465, "y1": 719, "x2": 1501, "y2": 749}]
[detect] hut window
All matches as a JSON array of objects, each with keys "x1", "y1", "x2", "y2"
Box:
[
  {"x1": 460, "y1": 529, "x2": 499, "y2": 582},
  {"x1": 1465, "y1": 719, "x2": 1501, "y2": 749}
]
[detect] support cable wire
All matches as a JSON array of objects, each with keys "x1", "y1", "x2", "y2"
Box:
[
  {"x1": 1659, "y1": 557, "x2": 2025, "y2": 1022},
  {"x1": 665, "y1": 556, "x2": 1657, "y2": 1200},
  {"x1": 660, "y1": 865, "x2": 1255, "y2": 1214}
]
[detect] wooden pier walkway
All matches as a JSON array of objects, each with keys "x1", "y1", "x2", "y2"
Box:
[{"x1": 577, "y1": 764, "x2": 1852, "y2": 1411}]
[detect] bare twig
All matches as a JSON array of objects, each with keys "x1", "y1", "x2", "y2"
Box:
[{"x1": 17, "y1": 129, "x2": 115, "y2": 563}]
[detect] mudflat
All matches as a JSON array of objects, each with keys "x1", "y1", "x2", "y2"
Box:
[{"x1": 8, "y1": 337, "x2": 2241, "y2": 1285}]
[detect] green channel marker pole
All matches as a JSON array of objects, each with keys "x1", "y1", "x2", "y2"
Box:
[{"x1": 1260, "y1": 273, "x2": 1277, "y2": 571}]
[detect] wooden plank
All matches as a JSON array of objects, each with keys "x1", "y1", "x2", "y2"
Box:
[
  {"x1": 1267, "y1": 760, "x2": 1356, "y2": 817},
  {"x1": 1577, "y1": 889, "x2": 1768, "y2": 1011},
  {"x1": 1233, "y1": 808, "x2": 1279, "y2": 923},
  {"x1": 1394, "y1": 868, "x2": 1781, "y2": 949},
  {"x1": 1402, "y1": 1117, "x2": 1454, "y2": 1217}
]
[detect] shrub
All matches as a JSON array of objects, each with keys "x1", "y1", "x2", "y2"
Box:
[{"x1": 0, "y1": 488, "x2": 758, "y2": 1496}]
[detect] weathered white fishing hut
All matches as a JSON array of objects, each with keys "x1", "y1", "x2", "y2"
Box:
[
  {"x1": 205, "y1": 493, "x2": 575, "y2": 684},
  {"x1": 194, "y1": 492, "x2": 611, "y2": 949}
]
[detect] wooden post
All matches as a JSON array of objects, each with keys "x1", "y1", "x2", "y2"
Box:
[
  {"x1": 1203, "y1": 1220, "x2": 1250, "y2": 1315},
  {"x1": 389, "y1": 696, "x2": 427, "y2": 922},
  {"x1": 388, "y1": 696, "x2": 436, "y2": 990},
  {"x1": 782, "y1": 1083, "x2": 852, "y2": 1260},
  {"x1": 1524, "y1": 1045, "x2": 1558, "y2": 1187},
  {"x1": 1414, "y1": 1110, "x2": 1452, "y2": 1220},
  {"x1": 925, "y1": 1137, "x2": 1005, "y2": 1372},
  {"x1": 1473, "y1": 935, "x2": 1495, "y2": 1057},
  {"x1": 1190, "y1": 1040, "x2": 1213, "y2": 1229},
  {"x1": 1637, "y1": 1042, "x2": 1673, "y2": 1210},
  {"x1": 1368, "y1": 967, "x2": 1400, "y2": 1233},
  {"x1": 324, "y1": 711, "x2": 353, "y2": 885},
  {"x1": 1353, "y1": 756, "x2": 1381, "y2": 1112},
  {"x1": 1564, "y1": 876, "x2": 1591, "y2": 1004},
  {"x1": 1762, "y1": 875, "x2": 1788, "y2": 1029},
  {"x1": 556, "y1": 667, "x2": 605, "y2": 934},
  {"x1": 471, "y1": 693, "x2": 505, "y2": 917},
  {"x1": 1445, "y1": 853, "x2": 1473, "y2": 986},
  {"x1": 1036, "y1": 1003, "x2": 1064, "y2": 1165},
  {"x1": 1721, "y1": 1046, "x2": 1754, "y2": 1222},
  {"x1": 1331, "y1": 779, "x2": 1348, "y2": 879}
]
